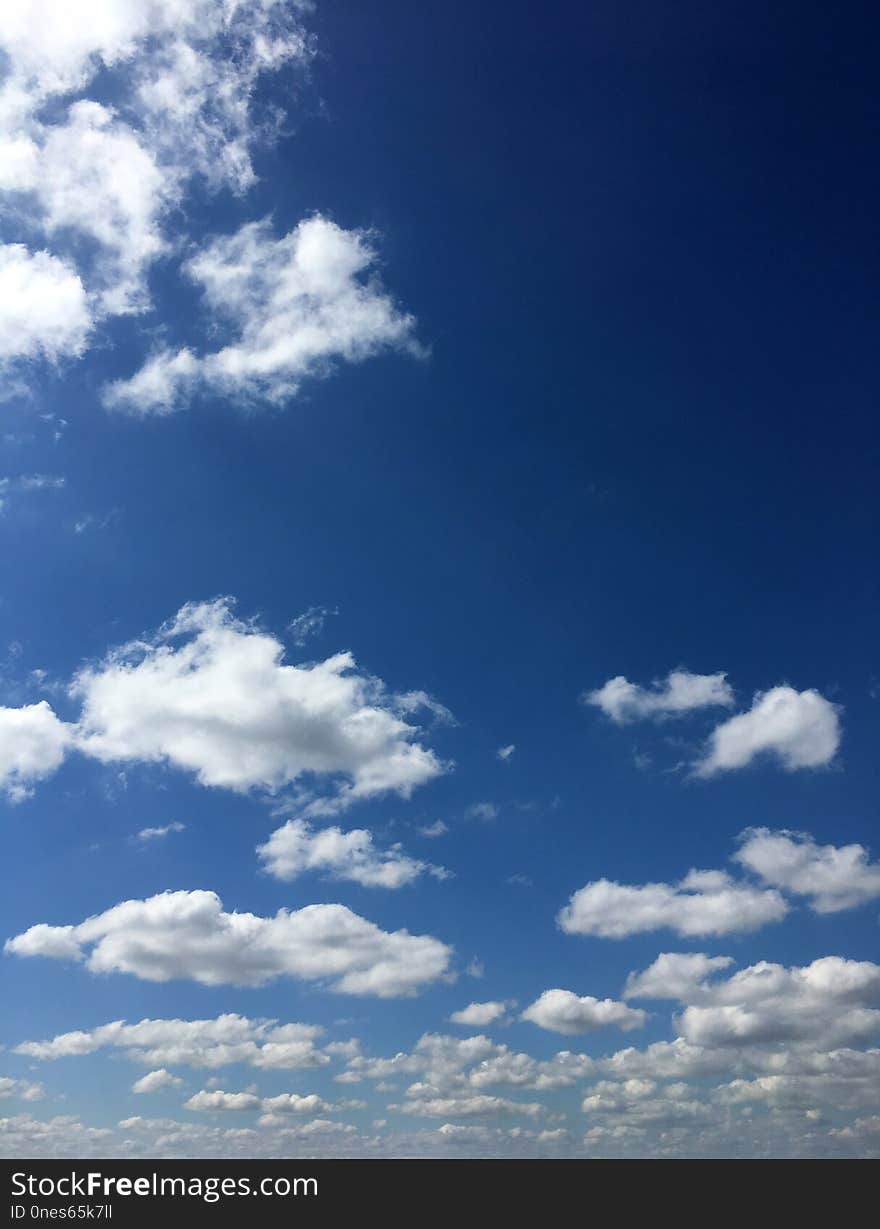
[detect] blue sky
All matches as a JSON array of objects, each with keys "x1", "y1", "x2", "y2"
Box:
[{"x1": 0, "y1": 1, "x2": 878, "y2": 1157}]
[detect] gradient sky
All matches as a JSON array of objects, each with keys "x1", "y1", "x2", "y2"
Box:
[{"x1": 0, "y1": 1, "x2": 878, "y2": 1158}]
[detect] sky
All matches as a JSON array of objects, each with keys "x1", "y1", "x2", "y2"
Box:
[{"x1": 0, "y1": 0, "x2": 878, "y2": 1159}]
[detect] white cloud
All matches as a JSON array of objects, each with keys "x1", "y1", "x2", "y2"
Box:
[
  {"x1": 584, "y1": 669, "x2": 734, "y2": 724},
  {"x1": 287, "y1": 606, "x2": 337, "y2": 647},
  {"x1": 184, "y1": 1090, "x2": 260, "y2": 1113},
  {"x1": 676, "y1": 956, "x2": 880, "y2": 1050},
  {"x1": 391, "y1": 1094, "x2": 545, "y2": 1120},
  {"x1": 496, "y1": 744, "x2": 515, "y2": 761},
  {"x1": 0, "y1": 1077, "x2": 43, "y2": 1102},
  {"x1": 71, "y1": 598, "x2": 446, "y2": 805},
  {"x1": 257, "y1": 818, "x2": 445, "y2": 889},
  {"x1": 0, "y1": 600, "x2": 448, "y2": 811},
  {"x1": 185, "y1": 1088, "x2": 333, "y2": 1117},
  {"x1": 465, "y1": 802, "x2": 498, "y2": 821},
  {"x1": 0, "y1": 1, "x2": 313, "y2": 348},
  {"x1": 449, "y1": 1002, "x2": 511, "y2": 1028},
  {"x1": 5, "y1": 889, "x2": 453, "y2": 997},
  {"x1": 15, "y1": 1014, "x2": 333, "y2": 1071},
  {"x1": 136, "y1": 821, "x2": 185, "y2": 842},
  {"x1": 131, "y1": 1069, "x2": 181, "y2": 1095},
  {"x1": 0, "y1": 244, "x2": 91, "y2": 362},
  {"x1": 103, "y1": 216, "x2": 420, "y2": 413},
  {"x1": 695, "y1": 686, "x2": 841, "y2": 776},
  {"x1": 418, "y1": 820, "x2": 449, "y2": 839},
  {"x1": 0, "y1": 700, "x2": 74, "y2": 802},
  {"x1": 624, "y1": 953, "x2": 735, "y2": 1001},
  {"x1": 558, "y1": 870, "x2": 787, "y2": 938},
  {"x1": 734, "y1": 828, "x2": 880, "y2": 913},
  {"x1": 520, "y1": 990, "x2": 646, "y2": 1035},
  {"x1": 6, "y1": 101, "x2": 174, "y2": 316}
]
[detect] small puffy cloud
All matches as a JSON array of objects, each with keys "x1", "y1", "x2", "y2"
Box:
[
  {"x1": 624, "y1": 953, "x2": 735, "y2": 1001},
  {"x1": 131, "y1": 1069, "x2": 181, "y2": 1095},
  {"x1": 584, "y1": 670, "x2": 733, "y2": 724},
  {"x1": 136, "y1": 822, "x2": 185, "y2": 842},
  {"x1": 71, "y1": 598, "x2": 446, "y2": 806},
  {"x1": 520, "y1": 990, "x2": 646, "y2": 1036},
  {"x1": 0, "y1": 243, "x2": 91, "y2": 364},
  {"x1": 103, "y1": 216, "x2": 419, "y2": 413},
  {"x1": 0, "y1": 700, "x2": 74, "y2": 802},
  {"x1": 496, "y1": 744, "x2": 515, "y2": 762},
  {"x1": 734, "y1": 828, "x2": 880, "y2": 914},
  {"x1": 15, "y1": 1014, "x2": 332, "y2": 1071},
  {"x1": 5, "y1": 889, "x2": 453, "y2": 997},
  {"x1": 257, "y1": 818, "x2": 443, "y2": 889},
  {"x1": 694, "y1": 687, "x2": 841, "y2": 776},
  {"x1": 449, "y1": 1002, "x2": 511, "y2": 1028},
  {"x1": 558, "y1": 870, "x2": 787, "y2": 939}
]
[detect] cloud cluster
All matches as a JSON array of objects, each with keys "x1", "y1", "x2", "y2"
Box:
[
  {"x1": 185, "y1": 1089, "x2": 332, "y2": 1118},
  {"x1": 5, "y1": 890, "x2": 453, "y2": 997},
  {"x1": 0, "y1": 0, "x2": 312, "y2": 372},
  {"x1": 15, "y1": 1014, "x2": 338, "y2": 1071},
  {"x1": 587, "y1": 667, "x2": 841, "y2": 777},
  {"x1": 103, "y1": 217, "x2": 420, "y2": 413},
  {"x1": 557, "y1": 827, "x2": 880, "y2": 940}
]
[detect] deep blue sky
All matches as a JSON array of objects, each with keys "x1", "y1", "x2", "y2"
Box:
[{"x1": 0, "y1": 1, "x2": 878, "y2": 1157}]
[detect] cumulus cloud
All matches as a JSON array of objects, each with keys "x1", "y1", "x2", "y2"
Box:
[
  {"x1": 734, "y1": 828, "x2": 880, "y2": 913},
  {"x1": 186, "y1": 1089, "x2": 330, "y2": 1116},
  {"x1": 131, "y1": 1069, "x2": 181, "y2": 1095},
  {"x1": 103, "y1": 216, "x2": 420, "y2": 413},
  {"x1": 694, "y1": 686, "x2": 841, "y2": 776},
  {"x1": 71, "y1": 598, "x2": 446, "y2": 805},
  {"x1": 15, "y1": 1014, "x2": 333, "y2": 1071},
  {"x1": 0, "y1": 700, "x2": 74, "y2": 801},
  {"x1": 584, "y1": 670, "x2": 734, "y2": 724},
  {"x1": 676, "y1": 956, "x2": 880, "y2": 1050},
  {"x1": 0, "y1": 600, "x2": 448, "y2": 812},
  {"x1": 257, "y1": 818, "x2": 446, "y2": 889},
  {"x1": 521, "y1": 990, "x2": 645, "y2": 1036},
  {"x1": 624, "y1": 953, "x2": 735, "y2": 1001},
  {"x1": 5, "y1": 889, "x2": 453, "y2": 997},
  {"x1": 391, "y1": 1093, "x2": 545, "y2": 1120},
  {"x1": 449, "y1": 1002, "x2": 511, "y2": 1028},
  {"x1": 558, "y1": 870, "x2": 787, "y2": 939},
  {"x1": 0, "y1": 244, "x2": 91, "y2": 363},
  {"x1": 339, "y1": 1032, "x2": 596, "y2": 1096}
]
